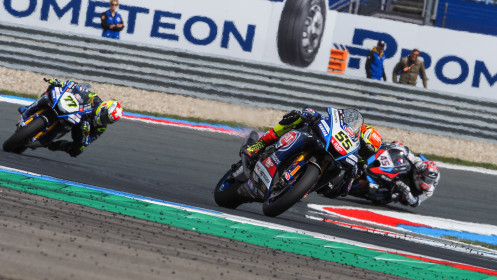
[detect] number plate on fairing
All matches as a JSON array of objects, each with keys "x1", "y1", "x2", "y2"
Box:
[
  {"x1": 378, "y1": 150, "x2": 394, "y2": 168},
  {"x1": 57, "y1": 92, "x2": 80, "y2": 114}
]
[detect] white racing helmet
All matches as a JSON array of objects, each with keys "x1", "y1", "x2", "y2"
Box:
[
  {"x1": 414, "y1": 160, "x2": 440, "y2": 196},
  {"x1": 95, "y1": 100, "x2": 123, "y2": 125}
]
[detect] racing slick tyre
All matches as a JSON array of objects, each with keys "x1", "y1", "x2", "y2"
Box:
[
  {"x1": 214, "y1": 162, "x2": 245, "y2": 209},
  {"x1": 262, "y1": 164, "x2": 320, "y2": 217},
  {"x1": 277, "y1": 0, "x2": 327, "y2": 67},
  {"x1": 3, "y1": 117, "x2": 45, "y2": 154}
]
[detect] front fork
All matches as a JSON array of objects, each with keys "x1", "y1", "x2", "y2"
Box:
[
  {"x1": 19, "y1": 109, "x2": 56, "y2": 142},
  {"x1": 279, "y1": 152, "x2": 322, "y2": 192}
]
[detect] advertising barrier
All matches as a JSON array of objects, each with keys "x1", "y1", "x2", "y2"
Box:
[
  {"x1": 0, "y1": 0, "x2": 496, "y2": 99},
  {"x1": 332, "y1": 13, "x2": 497, "y2": 100}
]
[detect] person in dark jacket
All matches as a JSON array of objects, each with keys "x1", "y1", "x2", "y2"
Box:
[
  {"x1": 365, "y1": 40, "x2": 387, "y2": 81},
  {"x1": 101, "y1": 0, "x2": 124, "y2": 39},
  {"x1": 392, "y1": 49, "x2": 428, "y2": 88}
]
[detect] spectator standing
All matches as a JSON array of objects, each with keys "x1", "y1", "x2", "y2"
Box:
[
  {"x1": 392, "y1": 49, "x2": 428, "y2": 88},
  {"x1": 365, "y1": 40, "x2": 387, "y2": 81},
  {"x1": 101, "y1": 0, "x2": 124, "y2": 40}
]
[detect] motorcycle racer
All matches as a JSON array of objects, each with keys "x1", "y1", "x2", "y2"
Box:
[
  {"x1": 243, "y1": 107, "x2": 367, "y2": 197},
  {"x1": 366, "y1": 141, "x2": 440, "y2": 207},
  {"x1": 243, "y1": 108, "x2": 320, "y2": 160},
  {"x1": 18, "y1": 78, "x2": 123, "y2": 157}
]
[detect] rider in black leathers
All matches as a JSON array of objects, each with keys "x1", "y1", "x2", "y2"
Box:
[{"x1": 362, "y1": 141, "x2": 440, "y2": 207}]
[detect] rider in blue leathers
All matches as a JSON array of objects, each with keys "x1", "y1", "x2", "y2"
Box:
[
  {"x1": 243, "y1": 107, "x2": 369, "y2": 197},
  {"x1": 19, "y1": 78, "x2": 122, "y2": 157}
]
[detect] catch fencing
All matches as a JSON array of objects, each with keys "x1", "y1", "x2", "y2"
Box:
[{"x1": 1, "y1": 22, "x2": 496, "y2": 143}]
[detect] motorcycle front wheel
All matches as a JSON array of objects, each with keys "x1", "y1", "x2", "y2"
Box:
[
  {"x1": 262, "y1": 164, "x2": 319, "y2": 217},
  {"x1": 214, "y1": 161, "x2": 245, "y2": 209},
  {"x1": 3, "y1": 117, "x2": 46, "y2": 154}
]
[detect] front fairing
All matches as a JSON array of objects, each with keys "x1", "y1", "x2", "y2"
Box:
[
  {"x1": 251, "y1": 108, "x2": 363, "y2": 197},
  {"x1": 51, "y1": 82, "x2": 94, "y2": 126},
  {"x1": 253, "y1": 130, "x2": 308, "y2": 192},
  {"x1": 365, "y1": 146, "x2": 411, "y2": 182},
  {"x1": 317, "y1": 108, "x2": 361, "y2": 165}
]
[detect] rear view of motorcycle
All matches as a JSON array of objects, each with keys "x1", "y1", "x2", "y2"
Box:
[
  {"x1": 3, "y1": 81, "x2": 94, "y2": 154},
  {"x1": 214, "y1": 108, "x2": 364, "y2": 217}
]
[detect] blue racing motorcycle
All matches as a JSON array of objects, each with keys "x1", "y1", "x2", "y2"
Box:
[
  {"x1": 3, "y1": 81, "x2": 94, "y2": 154},
  {"x1": 214, "y1": 108, "x2": 363, "y2": 217}
]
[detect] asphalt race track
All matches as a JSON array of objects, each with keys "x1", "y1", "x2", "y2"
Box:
[{"x1": 0, "y1": 101, "x2": 496, "y2": 279}]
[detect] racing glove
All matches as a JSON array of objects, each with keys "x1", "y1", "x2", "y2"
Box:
[
  {"x1": 44, "y1": 78, "x2": 63, "y2": 87},
  {"x1": 81, "y1": 120, "x2": 91, "y2": 137},
  {"x1": 301, "y1": 108, "x2": 320, "y2": 125}
]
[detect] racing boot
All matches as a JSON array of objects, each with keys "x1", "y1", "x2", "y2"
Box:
[{"x1": 243, "y1": 128, "x2": 279, "y2": 159}]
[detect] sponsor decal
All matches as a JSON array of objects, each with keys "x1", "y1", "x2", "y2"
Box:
[
  {"x1": 332, "y1": 109, "x2": 340, "y2": 124},
  {"x1": 318, "y1": 119, "x2": 330, "y2": 138},
  {"x1": 3, "y1": 0, "x2": 257, "y2": 53},
  {"x1": 371, "y1": 131, "x2": 381, "y2": 143},
  {"x1": 320, "y1": 119, "x2": 330, "y2": 132},
  {"x1": 270, "y1": 154, "x2": 281, "y2": 165},
  {"x1": 255, "y1": 161, "x2": 272, "y2": 187},
  {"x1": 331, "y1": 137, "x2": 346, "y2": 155},
  {"x1": 289, "y1": 164, "x2": 301, "y2": 176},
  {"x1": 348, "y1": 154, "x2": 358, "y2": 163},
  {"x1": 263, "y1": 157, "x2": 277, "y2": 177},
  {"x1": 346, "y1": 157, "x2": 356, "y2": 166},
  {"x1": 52, "y1": 87, "x2": 62, "y2": 100},
  {"x1": 284, "y1": 171, "x2": 290, "y2": 181},
  {"x1": 318, "y1": 123, "x2": 329, "y2": 137},
  {"x1": 335, "y1": 25, "x2": 497, "y2": 99},
  {"x1": 280, "y1": 131, "x2": 296, "y2": 146},
  {"x1": 346, "y1": 126, "x2": 354, "y2": 137}
]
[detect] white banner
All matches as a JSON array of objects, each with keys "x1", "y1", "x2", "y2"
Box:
[
  {"x1": 1, "y1": 0, "x2": 496, "y2": 99},
  {"x1": 329, "y1": 13, "x2": 497, "y2": 100}
]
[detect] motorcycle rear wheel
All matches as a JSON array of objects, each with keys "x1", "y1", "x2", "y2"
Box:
[
  {"x1": 262, "y1": 164, "x2": 319, "y2": 217},
  {"x1": 3, "y1": 117, "x2": 46, "y2": 154}
]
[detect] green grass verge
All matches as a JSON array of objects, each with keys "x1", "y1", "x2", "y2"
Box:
[
  {"x1": 2, "y1": 89, "x2": 496, "y2": 170},
  {"x1": 422, "y1": 153, "x2": 497, "y2": 170},
  {"x1": 443, "y1": 236, "x2": 497, "y2": 250}
]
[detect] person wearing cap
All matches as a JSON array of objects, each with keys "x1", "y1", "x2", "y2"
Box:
[
  {"x1": 365, "y1": 40, "x2": 387, "y2": 81},
  {"x1": 392, "y1": 49, "x2": 428, "y2": 88}
]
